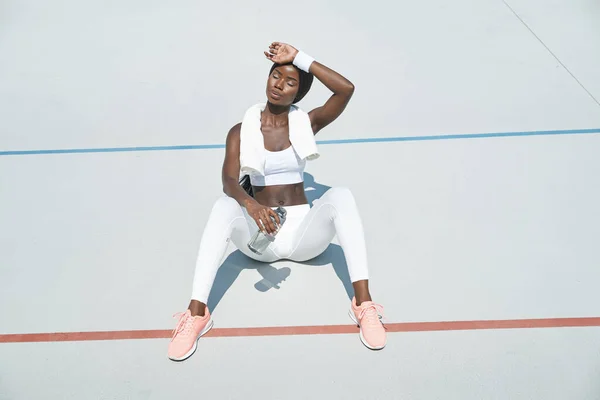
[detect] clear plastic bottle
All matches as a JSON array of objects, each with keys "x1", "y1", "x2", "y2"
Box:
[{"x1": 247, "y1": 207, "x2": 287, "y2": 255}]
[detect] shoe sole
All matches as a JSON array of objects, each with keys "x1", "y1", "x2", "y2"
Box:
[
  {"x1": 348, "y1": 309, "x2": 386, "y2": 351},
  {"x1": 168, "y1": 318, "x2": 214, "y2": 362}
]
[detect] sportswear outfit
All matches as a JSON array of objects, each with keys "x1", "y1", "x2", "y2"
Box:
[{"x1": 168, "y1": 53, "x2": 386, "y2": 360}]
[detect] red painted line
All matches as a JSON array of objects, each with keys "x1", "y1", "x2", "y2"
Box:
[{"x1": 1, "y1": 317, "x2": 599, "y2": 344}]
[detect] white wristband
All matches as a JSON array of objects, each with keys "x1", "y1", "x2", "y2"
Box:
[{"x1": 293, "y1": 50, "x2": 315, "y2": 73}]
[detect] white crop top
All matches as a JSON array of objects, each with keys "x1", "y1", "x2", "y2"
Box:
[{"x1": 249, "y1": 145, "x2": 306, "y2": 186}]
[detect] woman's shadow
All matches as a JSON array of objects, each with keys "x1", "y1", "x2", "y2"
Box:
[{"x1": 206, "y1": 173, "x2": 355, "y2": 314}]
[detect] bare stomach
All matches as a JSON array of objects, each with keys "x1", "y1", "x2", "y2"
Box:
[{"x1": 252, "y1": 182, "x2": 308, "y2": 207}]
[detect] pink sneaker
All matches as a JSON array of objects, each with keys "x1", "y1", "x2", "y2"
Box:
[
  {"x1": 349, "y1": 297, "x2": 386, "y2": 350},
  {"x1": 167, "y1": 309, "x2": 214, "y2": 361}
]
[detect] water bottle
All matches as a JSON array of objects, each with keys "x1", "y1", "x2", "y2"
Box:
[{"x1": 247, "y1": 207, "x2": 287, "y2": 255}]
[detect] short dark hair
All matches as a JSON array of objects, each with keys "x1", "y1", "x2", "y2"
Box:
[{"x1": 269, "y1": 62, "x2": 314, "y2": 103}]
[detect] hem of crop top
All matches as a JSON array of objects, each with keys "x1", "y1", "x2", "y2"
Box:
[{"x1": 249, "y1": 171, "x2": 304, "y2": 186}]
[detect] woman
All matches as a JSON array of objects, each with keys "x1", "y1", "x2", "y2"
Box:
[{"x1": 168, "y1": 42, "x2": 386, "y2": 361}]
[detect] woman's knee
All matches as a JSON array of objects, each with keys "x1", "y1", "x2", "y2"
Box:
[
  {"x1": 323, "y1": 186, "x2": 355, "y2": 204},
  {"x1": 210, "y1": 196, "x2": 242, "y2": 218}
]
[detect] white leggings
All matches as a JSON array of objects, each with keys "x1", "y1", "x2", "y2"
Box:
[{"x1": 191, "y1": 187, "x2": 369, "y2": 303}]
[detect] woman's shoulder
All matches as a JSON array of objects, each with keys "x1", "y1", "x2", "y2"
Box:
[
  {"x1": 227, "y1": 122, "x2": 242, "y2": 137},
  {"x1": 225, "y1": 122, "x2": 242, "y2": 147},
  {"x1": 229, "y1": 122, "x2": 242, "y2": 133}
]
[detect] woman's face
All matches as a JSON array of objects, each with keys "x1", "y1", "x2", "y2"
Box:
[{"x1": 266, "y1": 65, "x2": 300, "y2": 106}]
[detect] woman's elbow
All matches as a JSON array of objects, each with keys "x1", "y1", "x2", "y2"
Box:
[{"x1": 343, "y1": 82, "x2": 355, "y2": 98}]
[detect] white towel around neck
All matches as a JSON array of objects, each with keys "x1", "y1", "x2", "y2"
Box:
[{"x1": 239, "y1": 103, "x2": 320, "y2": 176}]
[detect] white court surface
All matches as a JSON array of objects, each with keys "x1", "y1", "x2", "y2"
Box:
[{"x1": 1, "y1": 0, "x2": 600, "y2": 399}]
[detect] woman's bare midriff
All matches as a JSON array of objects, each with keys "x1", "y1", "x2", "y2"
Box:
[{"x1": 252, "y1": 182, "x2": 308, "y2": 207}]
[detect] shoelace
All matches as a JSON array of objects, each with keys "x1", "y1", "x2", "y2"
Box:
[
  {"x1": 171, "y1": 312, "x2": 194, "y2": 340},
  {"x1": 358, "y1": 303, "x2": 386, "y2": 327}
]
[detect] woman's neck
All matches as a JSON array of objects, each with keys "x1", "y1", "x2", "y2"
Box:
[{"x1": 261, "y1": 102, "x2": 290, "y2": 127}]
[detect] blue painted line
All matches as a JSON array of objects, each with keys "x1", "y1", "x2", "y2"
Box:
[
  {"x1": 0, "y1": 144, "x2": 226, "y2": 156},
  {"x1": 1, "y1": 128, "x2": 599, "y2": 156},
  {"x1": 316, "y1": 128, "x2": 600, "y2": 145}
]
